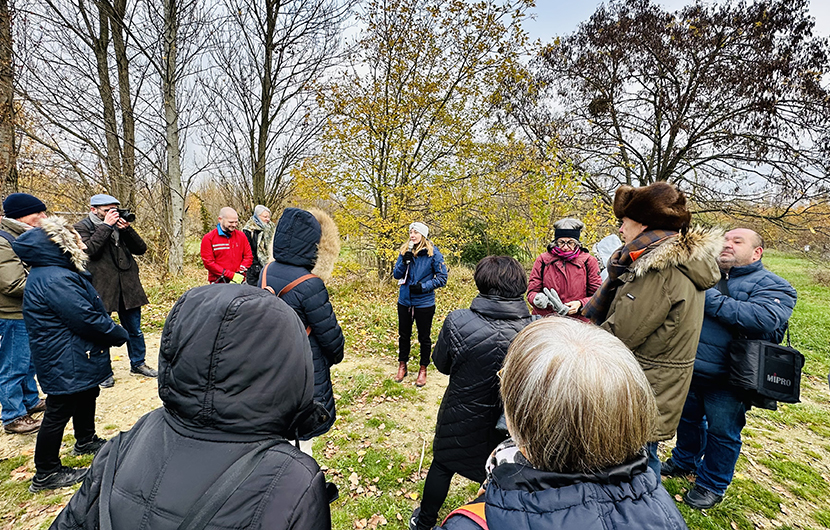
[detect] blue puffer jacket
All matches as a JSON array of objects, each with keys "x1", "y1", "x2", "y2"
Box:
[
  {"x1": 13, "y1": 218, "x2": 128, "y2": 395},
  {"x1": 393, "y1": 245, "x2": 448, "y2": 308},
  {"x1": 439, "y1": 454, "x2": 687, "y2": 530},
  {"x1": 263, "y1": 208, "x2": 344, "y2": 439},
  {"x1": 693, "y1": 260, "x2": 797, "y2": 382}
]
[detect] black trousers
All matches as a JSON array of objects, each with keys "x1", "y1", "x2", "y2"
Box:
[
  {"x1": 397, "y1": 304, "x2": 435, "y2": 366},
  {"x1": 415, "y1": 459, "x2": 455, "y2": 530},
  {"x1": 34, "y1": 386, "x2": 99, "y2": 475}
]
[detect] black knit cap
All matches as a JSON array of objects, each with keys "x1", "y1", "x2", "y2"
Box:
[
  {"x1": 3, "y1": 193, "x2": 46, "y2": 219},
  {"x1": 554, "y1": 227, "x2": 581, "y2": 241}
]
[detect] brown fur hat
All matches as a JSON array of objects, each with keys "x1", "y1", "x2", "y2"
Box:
[{"x1": 613, "y1": 182, "x2": 691, "y2": 231}]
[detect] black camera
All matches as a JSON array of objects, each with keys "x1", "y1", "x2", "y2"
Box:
[{"x1": 116, "y1": 208, "x2": 136, "y2": 223}]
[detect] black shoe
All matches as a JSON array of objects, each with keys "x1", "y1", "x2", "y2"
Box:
[
  {"x1": 661, "y1": 458, "x2": 695, "y2": 478},
  {"x1": 29, "y1": 466, "x2": 88, "y2": 492},
  {"x1": 409, "y1": 507, "x2": 421, "y2": 530},
  {"x1": 72, "y1": 435, "x2": 107, "y2": 456},
  {"x1": 100, "y1": 375, "x2": 115, "y2": 388},
  {"x1": 130, "y1": 363, "x2": 158, "y2": 378},
  {"x1": 683, "y1": 484, "x2": 723, "y2": 509}
]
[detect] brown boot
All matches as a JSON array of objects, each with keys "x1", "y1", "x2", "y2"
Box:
[
  {"x1": 394, "y1": 362, "x2": 408, "y2": 382},
  {"x1": 3, "y1": 415, "x2": 41, "y2": 435},
  {"x1": 415, "y1": 366, "x2": 427, "y2": 387}
]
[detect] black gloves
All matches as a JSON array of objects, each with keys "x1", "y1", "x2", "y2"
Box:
[
  {"x1": 403, "y1": 251, "x2": 415, "y2": 264},
  {"x1": 409, "y1": 283, "x2": 424, "y2": 294}
]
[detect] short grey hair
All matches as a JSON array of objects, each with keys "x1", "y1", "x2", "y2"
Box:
[
  {"x1": 500, "y1": 318, "x2": 657, "y2": 473},
  {"x1": 553, "y1": 218, "x2": 585, "y2": 231}
]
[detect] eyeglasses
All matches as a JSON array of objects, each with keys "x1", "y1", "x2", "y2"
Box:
[{"x1": 555, "y1": 239, "x2": 579, "y2": 249}]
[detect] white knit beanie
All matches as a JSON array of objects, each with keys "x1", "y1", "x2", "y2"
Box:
[{"x1": 409, "y1": 222, "x2": 429, "y2": 239}]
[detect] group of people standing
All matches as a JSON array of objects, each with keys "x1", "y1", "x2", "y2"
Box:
[
  {"x1": 0, "y1": 192, "x2": 157, "y2": 494},
  {"x1": 1, "y1": 179, "x2": 799, "y2": 530}
]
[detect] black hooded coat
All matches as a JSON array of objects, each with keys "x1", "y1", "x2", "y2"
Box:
[
  {"x1": 50, "y1": 285, "x2": 331, "y2": 530},
  {"x1": 263, "y1": 208, "x2": 344, "y2": 439}
]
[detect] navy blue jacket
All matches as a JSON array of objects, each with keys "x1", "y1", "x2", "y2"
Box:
[
  {"x1": 393, "y1": 245, "x2": 447, "y2": 308},
  {"x1": 693, "y1": 260, "x2": 797, "y2": 383},
  {"x1": 264, "y1": 208, "x2": 344, "y2": 438},
  {"x1": 432, "y1": 295, "x2": 532, "y2": 483},
  {"x1": 439, "y1": 455, "x2": 687, "y2": 530},
  {"x1": 13, "y1": 223, "x2": 128, "y2": 395}
]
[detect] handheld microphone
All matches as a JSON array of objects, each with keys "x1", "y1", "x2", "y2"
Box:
[{"x1": 408, "y1": 241, "x2": 414, "y2": 251}]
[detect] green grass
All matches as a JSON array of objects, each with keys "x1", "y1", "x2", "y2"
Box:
[{"x1": 6, "y1": 250, "x2": 830, "y2": 530}]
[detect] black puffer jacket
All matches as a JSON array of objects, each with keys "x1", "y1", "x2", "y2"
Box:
[
  {"x1": 50, "y1": 285, "x2": 331, "y2": 530},
  {"x1": 431, "y1": 295, "x2": 532, "y2": 483},
  {"x1": 264, "y1": 208, "x2": 344, "y2": 439},
  {"x1": 439, "y1": 454, "x2": 688, "y2": 530}
]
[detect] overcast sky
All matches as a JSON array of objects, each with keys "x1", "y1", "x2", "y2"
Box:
[{"x1": 523, "y1": 0, "x2": 830, "y2": 42}]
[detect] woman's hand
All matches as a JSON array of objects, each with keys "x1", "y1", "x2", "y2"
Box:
[
  {"x1": 409, "y1": 283, "x2": 424, "y2": 294},
  {"x1": 565, "y1": 300, "x2": 582, "y2": 315},
  {"x1": 403, "y1": 251, "x2": 415, "y2": 264}
]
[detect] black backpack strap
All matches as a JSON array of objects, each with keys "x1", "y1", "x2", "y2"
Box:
[
  {"x1": 176, "y1": 438, "x2": 282, "y2": 530},
  {"x1": 98, "y1": 436, "x2": 124, "y2": 530}
]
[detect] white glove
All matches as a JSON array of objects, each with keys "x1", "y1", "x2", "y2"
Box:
[
  {"x1": 543, "y1": 287, "x2": 569, "y2": 316},
  {"x1": 532, "y1": 292, "x2": 551, "y2": 309}
]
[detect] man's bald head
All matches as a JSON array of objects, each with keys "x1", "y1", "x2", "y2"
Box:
[
  {"x1": 717, "y1": 228, "x2": 763, "y2": 271},
  {"x1": 218, "y1": 207, "x2": 239, "y2": 233}
]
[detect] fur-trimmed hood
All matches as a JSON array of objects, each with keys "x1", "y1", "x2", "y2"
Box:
[
  {"x1": 633, "y1": 225, "x2": 723, "y2": 289},
  {"x1": 12, "y1": 216, "x2": 88, "y2": 273},
  {"x1": 272, "y1": 207, "x2": 340, "y2": 281}
]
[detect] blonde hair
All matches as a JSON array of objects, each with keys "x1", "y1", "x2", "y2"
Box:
[
  {"x1": 399, "y1": 237, "x2": 434, "y2": 257},
  {"x1": 501, "y1": 318, "x2": 657, "y2": 473}
]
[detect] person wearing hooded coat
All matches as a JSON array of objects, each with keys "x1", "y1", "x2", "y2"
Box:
[
  {"x1": 261, "y1": 207, "x2": 344, "y2": 450},
  {"x1": 49, "y1": 285, "x2": 333, "y2": 530},
  {"x1": 12, "y1": 217, "x2": 129, "y2": 492}
]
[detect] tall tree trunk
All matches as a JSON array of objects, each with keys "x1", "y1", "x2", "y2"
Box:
[
  {"x1": 251, "y1": 0, "x2": 280, "y2": 206},
  {"x1": 109, "y1": 0, "x2": 136, "y2": 207},
  {"x1": 92, "y1": 2, "x2": 125, "y2": 199},
  {"x1": 163, "y1": 0, "x2": 184, "y2": 275},
  {"x1": 0, "y1": 0, "x2": 17, "y2": 198}
]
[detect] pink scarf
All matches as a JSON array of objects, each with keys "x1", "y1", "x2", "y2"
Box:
[{"x1": 550, "y1": 247, "x2": 581, "y2": 262}]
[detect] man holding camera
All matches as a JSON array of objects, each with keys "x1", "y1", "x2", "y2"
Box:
[{"x1": 74, "y1": 194, "x2": 157, "y2": 386}]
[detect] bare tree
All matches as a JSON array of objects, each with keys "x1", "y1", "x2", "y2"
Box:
[
  {"x1": 503, "y1": 0, "x2": 830, "y2": 218},
  {"x1": 0, "y1": 0, "x2": 16, "y2": 198},
  {"x1": 201, "y1": 0, "x2": 354, "y2": 211}
]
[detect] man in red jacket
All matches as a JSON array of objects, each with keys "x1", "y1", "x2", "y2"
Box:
[{"x1": 200, "y1": 207, "x2": 253, "y2": 283}]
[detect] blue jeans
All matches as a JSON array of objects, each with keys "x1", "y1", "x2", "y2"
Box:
[
  {"x1": 0, "y1": 319, "x2": 41, "y2": 424},
  {"x1": 645, "y1": 441, "x2": 661, "y2": 479},
  {"x1": 118, "y1": 305, "x2": 146, "y2": 368},
  {"x1": 669, "y1": 384, "x2": 746, "y2": 496}
]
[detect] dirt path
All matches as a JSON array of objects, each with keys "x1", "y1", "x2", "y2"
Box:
[{"x1": 0, "y1": 335, "x2": 163, "y2": 462}]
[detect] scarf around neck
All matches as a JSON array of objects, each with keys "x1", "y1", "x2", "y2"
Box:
[
  {"x1": 88, "y1": 211, "x2": 119, "y2": 245},
  {"x1": 582, "y1": 229, "x2": 677, "y2": 324},
  {"x1": 550, "y1": 247, "x2": 581, "y2": 262}
]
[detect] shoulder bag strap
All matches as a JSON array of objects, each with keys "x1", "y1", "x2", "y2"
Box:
[
  {"x1": 278, "y1": 273, "x2": 316, "y2": 297},
  {"x1": 259, "y1": 261, "x2": 275, "y2": 293},
  {"x1": 278, "y1": 273, "x2": 316, "y2": 336},
  {"x1": 442, "y1": 501, "x2": 488, "y2": 529},
  {"x1": 0, "y1": 229, "x2": 14, "y2": 244},
  {"x1": 98, "y1": 436, "x2": 125, "y2": 530},
  {"x1": 176, "y1": 438, "x2": 282, "y2": 530}
]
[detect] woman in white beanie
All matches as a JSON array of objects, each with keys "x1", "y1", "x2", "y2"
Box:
[
  {"x1": 242, "y1": 205, "x2": 275, "y2": 286},
  {"x1": 392, "y1": 222, "x2": 448, "y2": 386}
]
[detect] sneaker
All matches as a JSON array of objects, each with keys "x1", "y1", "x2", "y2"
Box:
[
  {"x1": 130, "y1": 363, "x2": 158, "y2": 378},
  {"x1": 72, "y1": 435, "x2": 107, "y2": 456},
  {"x1": 27, "y1": 399, "x2": 47, "y2": 415},
  {"x1": 100, "y1": 375, "x2": 115, "y2": 388},
  {"x1": 661, "y1": 458, "x2": 695, "y2": 478},
  {"x1": 683, "y1": 484, "x2": 724, "y2": 509},
  {"x1": 3, "y1": 415, "x2": 41, "y2": 435},
  {"x1": 29, "y1": 466, "x2": 88, "y2": 492},
  {"x1": 408, "y1": 507, "x2": 421, "y2": 530}
]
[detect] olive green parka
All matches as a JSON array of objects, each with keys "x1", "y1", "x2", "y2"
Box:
[{"x1": 600, "y1": 226, "x2": 722, "y2": 441}]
